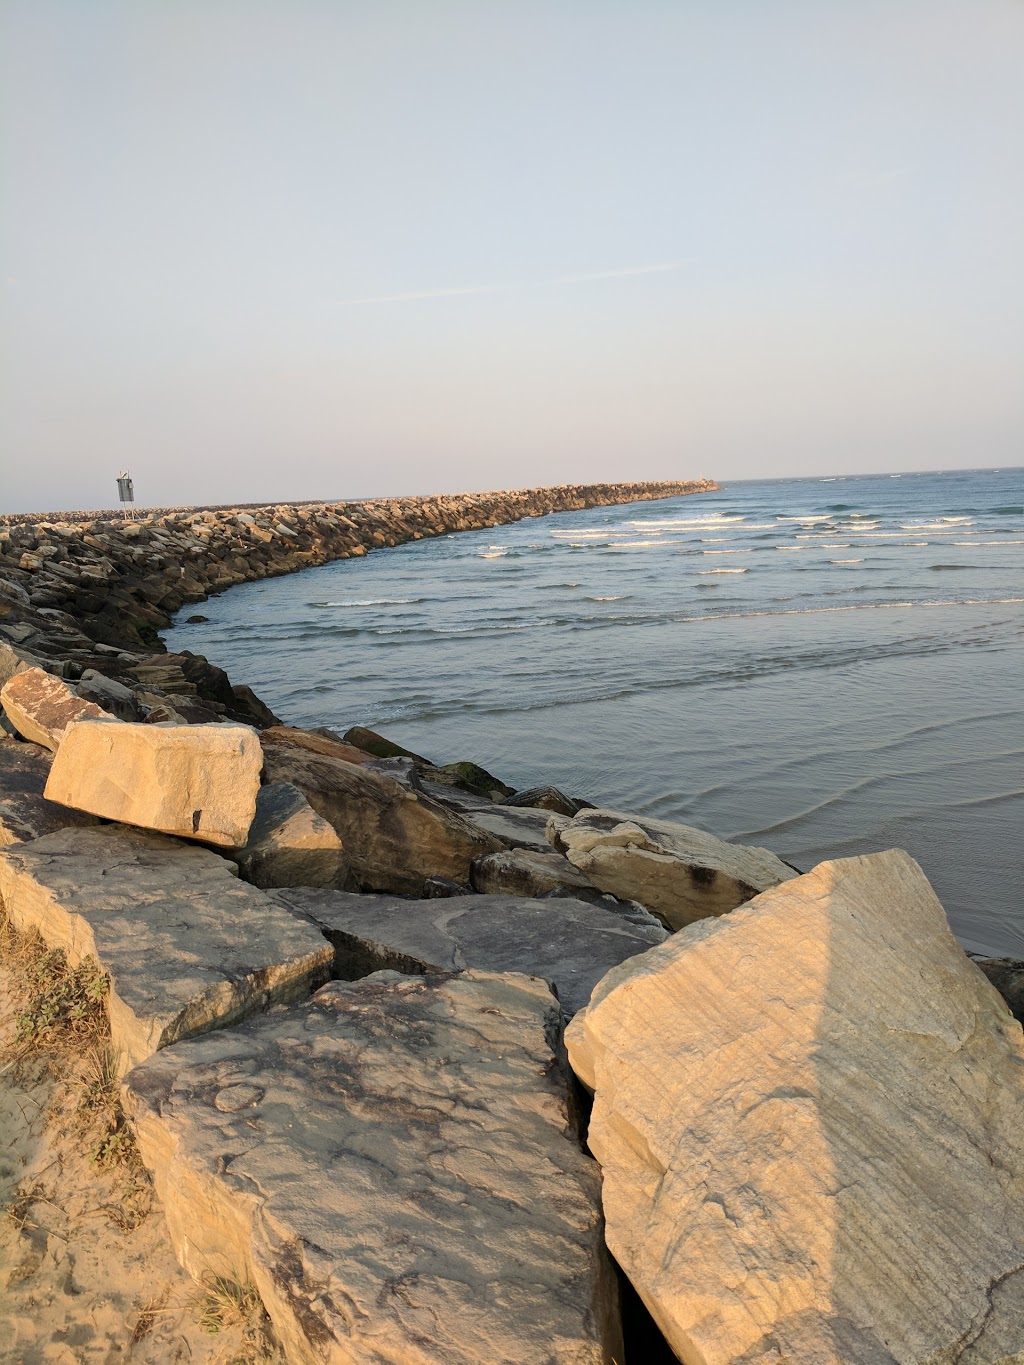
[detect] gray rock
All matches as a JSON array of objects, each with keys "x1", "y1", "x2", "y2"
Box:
[
  {"x1": 274, "y1": 886, "x2": 667, "y2": 1018},
  {"x1": 74, "y1": 668, "x2": 141, "y2": 721},
  {"x1": 0, "y1": 825, "x2": 333, "y2": 1071},
  {"x1": 471, "y1": 847, "x2": 605, "y2": 900},
  {"x1": 462, "y1": 802, "x2": 556, "y2": 853},
  {"x1": 505, "y1": 785, "x2": 581, "y2": 815},
  {"x1": 0, "y1": 738, "x2": 99, "y2": 845},
  {"x1": 233, "y1": 781, "x2": 348, "y2": 889},
  {"x1": 123, "y1": 970, "x2": 622, "y2": 1365},
  {"x1": 975, "y1": 957, "x2": 1024, "y2": 1023}
]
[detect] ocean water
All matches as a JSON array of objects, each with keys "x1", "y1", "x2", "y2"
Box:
[{"x1": 167, "y1": 468, "x2": 1024, "y2": 957}]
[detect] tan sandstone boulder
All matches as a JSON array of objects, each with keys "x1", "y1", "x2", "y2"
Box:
[
  {"x1": 550, "y1": 807, "x2": 796, "y2": 929},
  {"x1": 262, "y1": 741, "x2": 503, "y2": 894},
  {"x1": 0, "y1": 824, "x2": 332, "y2": 1072},
  {"x1": 233, "y1": 780, "x2": 348, "y2": 889},
  {"x1": 0, "y1": 739, "x2": 99, "y2": 845},
  {"x1": 565, "y1": 849, "x2": 1024, "y2": 1364},
  {"x1": 123, "y1": 970, "x2": 622, "y2": 1364},
  {"x1": 0, "y1": 666, "x2": 110, "y2": 751},
  {"x1": 45, "y1": 717, "x2": 262, "y2": 847}
]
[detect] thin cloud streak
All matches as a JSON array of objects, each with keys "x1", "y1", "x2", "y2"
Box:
[{"x1": 330, "y1": 260, "x2": 687, "y2": 307}]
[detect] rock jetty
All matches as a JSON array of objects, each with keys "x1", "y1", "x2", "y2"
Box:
[{"x1": 2, "y1": 478, "x2": 1023, "y2": 1363}]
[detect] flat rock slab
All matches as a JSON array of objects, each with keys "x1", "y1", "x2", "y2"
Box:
[
  {"x1": 552, "y1": 807, "x2": 797, "y2": 930},
  {"x1": 45, "y1": 717, "x2": 263, "y2": 846},
  {"x1": 123, "y1": 970, "x2": 621, "y2": 1365},
  {"x1": 0, "y1": 666, "x2": 109, "y2": 751},
  {"x1": 0, "y1": 739, "x2": 98, "y2": 845},
  {"x1": 566, "y1": 849, "x2": 1024, "y2": 1365},
  {"x1": 233, "y1": 780, "x2": 348, "y2": 890},
  {"x1": 0, "y1": 825, "x2": 332, "y2": 1071},
  {"x1": 274, "y1": 887, "x2": 667, "y2": 1018},
  {"x1": 262, "y1": 743, "x2": 503, "y2": 894}
]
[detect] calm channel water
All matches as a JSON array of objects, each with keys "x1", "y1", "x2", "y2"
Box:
[{"x1": 167, "y1": 469, "x2": 1024, "y2": 957}]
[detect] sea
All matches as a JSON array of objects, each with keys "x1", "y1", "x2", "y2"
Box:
[{"x1": 166, "y1": 468, "x2": 1024, "y2": 958}]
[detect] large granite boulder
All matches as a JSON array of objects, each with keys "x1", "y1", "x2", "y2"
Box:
[
  {"x1": 233, "y1": 780, "x2": 348, "y2": 890},
  {"x1": 0, "y1": 739, "x2": 98, "y2": 845},
  {"x1": 0, "y1": 825, "x2": 332, "y2": 1071},
  {"x1": 262, "y1": 742, "x2": 503, "y2": 894},
  {"x1": 0, "y1": 666, "x2": 110, "y2": 751},
  {"x1": 565, "y1": 849, "x2": 1024, "y2": 1364},
  {"x1": 275, "y1": 887, "x2": 667, "y2": 1018},
  {"x1": 44, "y1": 717, "x2": 263, "y2": 846},
  {"x1": 550, "y1": 807, "x2": 796, "y2": 930},
  {"x1": 123, "y1": 970, "x2": 622, "y2": 1364}
]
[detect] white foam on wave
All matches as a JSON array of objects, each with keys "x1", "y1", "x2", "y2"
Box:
[
  {"x1": 698, "y1": 567, "x2": 748, "y2": 574},
  {"x1": 588, "y1": 595, "x2": 629, "y2": 601},
  {"x1": 703, "y1": 547, "x2": 754, "y2": 554},
  {"x1": 480, "y1": 551, "x2": 507, "y2": 559},
  {"x1": 614, "y1": 538, "x2": 683, "y2": 548},
  {"x1": 831, "y1": 559, "x2": 864, "y2": 564},
  {"x1": 312, "y1": 597, "x2": 421, "y2": 607},
  {"x1": 629, "y1": 515, "x2": 745, "y2": 529},
  {"x1": 778, "y1": 515, "x2": 835, "y2": 524},
  {"x1": 955, "y1": 540, "x2": 1024, "y2": 546}
]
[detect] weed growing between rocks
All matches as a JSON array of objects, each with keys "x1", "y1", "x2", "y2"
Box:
[
  {"x1": 196, "y1": 1275, "x2": 279, "y2": 1363},
  {"x1": 0, "y1": 907, "x2": 143, "y2": 1181}
]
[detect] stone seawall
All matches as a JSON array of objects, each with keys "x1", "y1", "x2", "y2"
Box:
[{"x1": 1, "y1": 480, "x2": 716, "y2": 658}]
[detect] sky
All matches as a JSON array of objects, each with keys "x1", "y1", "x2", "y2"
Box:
[{"x1": 1, "y1": 0, "x2": 1022, "y2": 513}]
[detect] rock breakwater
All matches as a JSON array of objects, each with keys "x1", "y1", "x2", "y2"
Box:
[{"x1": 2, "y1": 477, "x2": 1024, "y2": 1363}]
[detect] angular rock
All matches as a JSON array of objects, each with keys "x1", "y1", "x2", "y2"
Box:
[
  {"x1": 262, "y1": 743, "x2": 504, "y2": 894},
  {"x1": 123, "y1": 970, "x2": 621, "y2": 1364},
  {"x1": 233, "y1": 781, "x2": 348, "y2": 890},
  {"x1": 74, "y1": 668, "x2": 141, "y2": 721},
  {"x1": 341, "y1": 723, "x2": 431, "y2": 764},
  {"x1": 551, "y1": 807, "x2": 797, "y2": 930},
  {"x1": 0, "y1": 738, "x2": 98, "y2": 845},
  {"x1": 0, "y1": 825, "x2": 332, "y2": 1071},
  {"x1": 565, "y1": 850, "x2": 1024, "y2": 1365},
  {"x1": 472, "y1": 847, "x2": 604, "y2": 901},
  {"x1": 261, "y1": 724, "x2": 375, "y2": 765},
  {"x1": 0, "y1": 666, "x2": 110, "y2": 751},
  {"x1": 275, "y1": 887, "x2": 667, "y2": 1018},
  {"x1": 45, "y1": 717, "x2": 262, "y2": 847},
  {"x1": 433, "y1": 759, "x2": 515, "y2": 800},
  {"x1": 462, "y1": 802, "x2": 556, "y2": 853},
  {"x1": 506, "y1": 785, "x2": 581, "y2": 815}
]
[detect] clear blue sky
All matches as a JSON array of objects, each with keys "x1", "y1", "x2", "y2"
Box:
[{"x1": 2, "y1": 0, "x2": 1022, "y2": 512}]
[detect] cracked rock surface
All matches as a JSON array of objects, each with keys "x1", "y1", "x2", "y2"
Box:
[
  {"x1": 566, "y1": 849, "x2": 1024, "y2": 1364},
  {"x1": 123, "y1": 969, "x2": 622, "y2": 1365},
  {"x1": 274, "y1": 887, "x2": 667, "y2": 1018},
  {"x1": 0, "y1": 824, "x2": 333, "y2": 1070}
]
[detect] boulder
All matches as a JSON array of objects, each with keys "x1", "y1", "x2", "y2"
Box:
[
  {"x1": 0, "y1": 738, "x2": 99, "y2": 845},
  {"x1": 565, "y1": 850, "x2": 1024, "y2": 1364},
  {"x1": 433, "y1": 759, "x2": 515, "y2": 800},
  {"x1": 0, "y1": 666, "x2": 110, "y2": 751},
  {"x1": 471, "y1": 847, "x2": 604, "y2": 901},
  {"x1": 505, "y1": 785, "x2": 580, "y2": 815},
  {"x1": 74, "y1": 668, "x2": 141, "y2": 721},
  {"x1": 0, "y1": 825, "x2": 332, "y2": 1071},
  {"x1": 123, "y1": 970, "x2": 621, "y2": 1364},
  {"x1": 233, "y1": 781, "x2": 348, "y2": 890},
  {"x1": 462, "y1": 802, "x2": 556, "y2": 853},
  {"x1": 275, "y1": 887, "x2": 667, "y2": 1018},
  {"x1": 260, "y1": 724, "x2": 375, "y2": 765},
  {"x1": 551, "y1": 807, "x2": 796, "y2": 930},
  {"x1": 262, "y1": 743, "x2": 504, "y2": 894},
  {"x1": 341, "y1": 723, "x2": 431, "y2": 764},
  {"x1": 44, "y1": 717, "x2": 263, "y2": 847}
]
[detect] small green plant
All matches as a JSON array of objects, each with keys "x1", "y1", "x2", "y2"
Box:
[{"x1": 14, "y1": 947, "x2": 108, "y2": 1048}]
